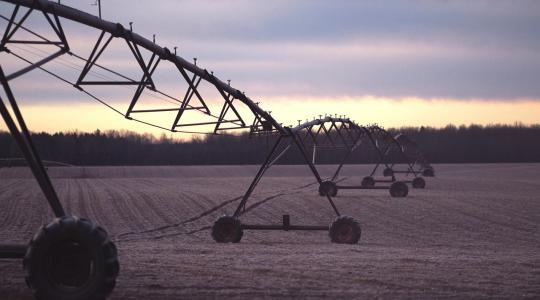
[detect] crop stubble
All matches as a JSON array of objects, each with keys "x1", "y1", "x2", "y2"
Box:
[{"x1": 0, "y1": 164, "x2": 539, "y2": 299}]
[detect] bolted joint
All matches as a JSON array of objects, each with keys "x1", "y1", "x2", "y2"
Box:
[
  {"x1": 162, "y1": 47, "x2": 173, "y2": 60},
  {"x1": 113, "y1": 23, "x2": 125, "y2": 37}
]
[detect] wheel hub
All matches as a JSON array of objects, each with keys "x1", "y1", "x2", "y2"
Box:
[
  {"x1": 335, "y1": 224, "x2": 353, "y2": 243},
  {"x1": 219, "y1": 223, "x2": 237, "y2": 241},
  {"x1": 47, "y1": 240, "x2": 93, "y2": 288}
]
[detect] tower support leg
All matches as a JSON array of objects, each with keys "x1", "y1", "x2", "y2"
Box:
[{"x1": 0, "y1": 66, "x2": 65, "y2": 217}]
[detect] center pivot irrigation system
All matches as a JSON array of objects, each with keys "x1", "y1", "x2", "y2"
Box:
[
  {"x1": 0, "y1": 1, "x2": 433, "y2": 299},
  {"x1": 393, "y1": 133, "x2": 435, "y2": 177},
  {"x1": 364, "y1": 125, "x2": 428, "y2": 189}
]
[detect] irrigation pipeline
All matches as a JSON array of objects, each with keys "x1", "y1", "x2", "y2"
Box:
[
  {"x1": 0, "y1": 0, "x2": 432, "y2": 198},
  {"x1": 0, "y1": 0, "x2": 285, "y2": 136}
]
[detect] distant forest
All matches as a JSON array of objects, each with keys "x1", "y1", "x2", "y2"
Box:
[{"x1": 1, "y1": 124, "x2": 539, "y2": 166}]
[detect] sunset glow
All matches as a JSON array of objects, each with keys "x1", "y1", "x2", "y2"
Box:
[{"x1": 2, "y1": 97, "x2": 538, "y2": 139}]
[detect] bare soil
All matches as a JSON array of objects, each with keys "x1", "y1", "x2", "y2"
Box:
[{"x1": 1, "y1": 164, "x2": 539, "y2": 299}]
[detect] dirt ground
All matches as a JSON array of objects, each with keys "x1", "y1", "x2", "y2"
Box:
[{"x1": 1, "y1": 163, "x2": 539, "y2": 299}]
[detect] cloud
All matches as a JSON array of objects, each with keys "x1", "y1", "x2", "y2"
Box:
[{"x1": 1, "y1": 0, "x2": 539, "y2": 105}]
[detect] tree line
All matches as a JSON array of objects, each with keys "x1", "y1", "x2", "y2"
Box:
[{"x1": 0, "y1": 124, "x2": 539, "y2": 166}]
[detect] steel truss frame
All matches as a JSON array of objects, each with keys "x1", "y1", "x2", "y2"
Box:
[
  {"x1": 0, "y1": 0, "x2": 368, "y2": 264},
  {"x1": 292, "y1": 117, "x2": 400, "y2": 194},
  {"x1": 0, "y1": 0, "x2": 279, "y2": 135},
  {"x1": 226, "y1": 117, "x2": 410, "y2": 235},
  {"x1": 230, "y1": 117, "x2": 361, "y2": 233},
  {"x1": 393, "y1": 133, "x2": 435, "y2": 177},
  {"x1": 367, "y1": 125, "x2": 422, "y2": 181}
]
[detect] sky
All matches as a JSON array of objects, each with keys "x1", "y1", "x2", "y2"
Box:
[{"x1": 0, "y1": 0, "x2": 539, "y2": 138}]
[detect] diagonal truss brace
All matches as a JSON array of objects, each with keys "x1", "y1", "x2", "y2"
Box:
[
  {"x1": 232, "y1": 129, "x2": 340, "y2": 218},
  {"x1": 249, "y1": 109, "x2": 277, "y2": 135},
  {"x1": 125, "y1": 50, "x2": 161, "y2": 117},
  {"x1": 75, "y1": 31, "x2": 156, "y2": 87},
  {"x1": 169, "y1": 65, "x2": 221, "y2": 129},
  {"x1": 1, "y1": 3, "x2": 69, "y2": 80},
  {"x1": 208, "y1": 71, "x2": 246, "y2": 133},
  {"x1": 0, "y1": 66, "x2": 65, "y2": 217}
]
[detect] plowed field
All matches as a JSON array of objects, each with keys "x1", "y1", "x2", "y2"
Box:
[{"x1": 1, "y1": 164, "x2": 539, "y2": 299}]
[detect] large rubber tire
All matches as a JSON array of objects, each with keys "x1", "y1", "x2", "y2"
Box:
[
  {"x1": 211, "y1": 215, "x2": 243, "y2": 243},
  {"x1": 389, "y1": 181, "x2": 409, "y2": 198},
  {"x1": 412, "y1": 177, "x2": 426, "y2": 189},
  {"x1": 383, "y1": 168, "x2": 394, "y2": 177},
  {"x1": 24, "y1": 216, "x2": 119, "y2": 300},
  {"x1": 318, "y1": 181, "x2": 338, "y2": 197},
  {"x1": 422, "y1": 168, "x2": 435, "y2": 177},
  {"x1": 361, "y1": 176, "x2": 375, "y2": 188},
  {"x1": 329, "y1": 216, "x2": 361, "y2": 244}
]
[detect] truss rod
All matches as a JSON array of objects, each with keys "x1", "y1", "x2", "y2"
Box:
[{"x1": 5, "y1": 48, "x2": 65, "y2": 80}]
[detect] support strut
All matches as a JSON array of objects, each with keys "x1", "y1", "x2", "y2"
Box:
[
  {"x1": 233, "y1": 135, "x2": 285, "y2": 217},
  {"x1": 0, "y1": 66, "x2": 65, "y2": 217}
]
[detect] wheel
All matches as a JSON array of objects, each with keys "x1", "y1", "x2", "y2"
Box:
[
  {"x1": 318, "y1": 181, "x2": 338, "y2": 197},
  {"x1": 389, "y1": 181, "x2": 408, "y2": 198},
  {"x1": 211, "y1": 215, "x2": 243, "y2": 243},
  {"x1": 422, "y1": 167, "x2": 435, "y2": 177},
  {"x1": 412, "y1": 177, "x2": 426, "y2": 189},
  {"x1": 331, "y1": 186, "x2": 338, "y2": 197},
  {"x1": 383, "y1": 168, "x2": 394, "y2": 177},
  {"x1": 24, "y1": 216, "x2": 119, "y2": 300},
  {"x1": 329, "y1": 216, "x2": 361, "y2": 244},
  {"x1": 361, "y1": 176, "x2": 375, "y2": 188}
]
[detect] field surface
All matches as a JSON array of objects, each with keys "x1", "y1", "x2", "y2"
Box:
[{"x1": 1, "y1": 163, "x2": 539, "y2": 299}]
